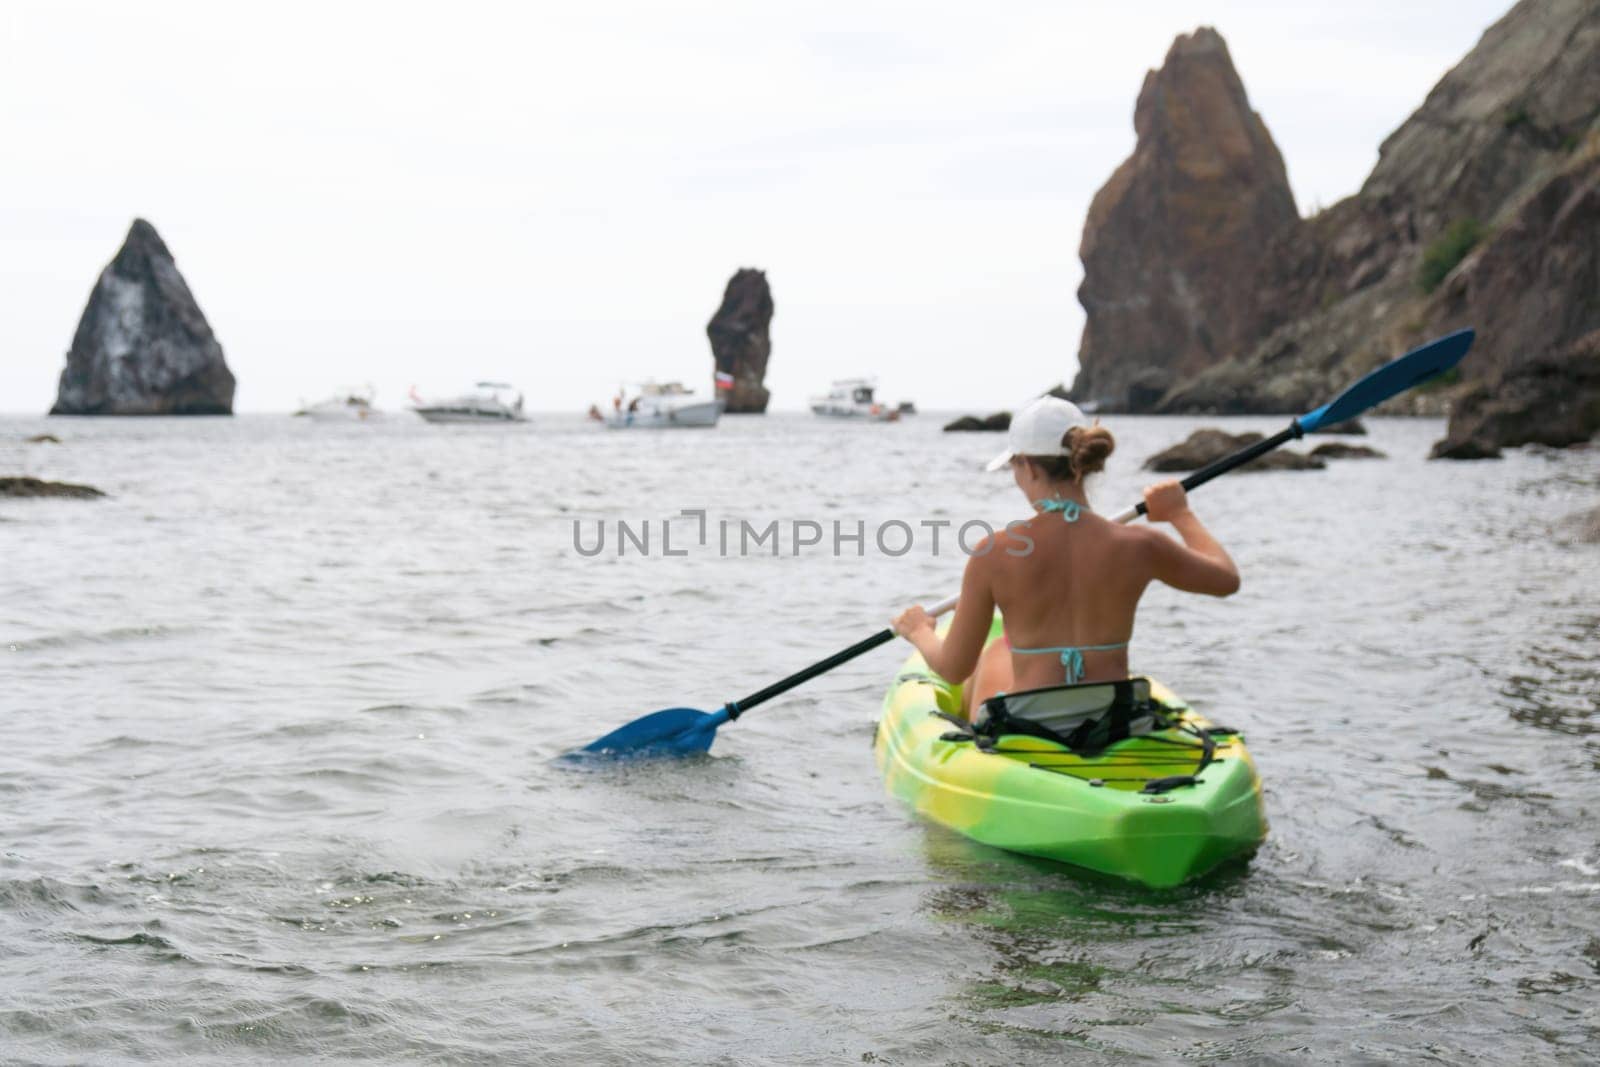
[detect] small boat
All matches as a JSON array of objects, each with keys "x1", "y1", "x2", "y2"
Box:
[
  {"x1": 875, "y1": 614, "x2": 1267, "y2": 888},
  {"x1": 603, "y1": 382, "x2": 720, "y2": 429},
  {"x1": 294, "y1": 387, "x2": 379, "y2": 421},
  {"x1": 410, "y1": 382, "x2": 527, "y2": 424},
  {"x1": 809, "y1": 378, "x2": 901, "y2": 421}
]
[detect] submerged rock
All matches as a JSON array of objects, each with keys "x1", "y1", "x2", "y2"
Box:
[
  {"x1": 1071, "y1": 27, "x2": 1298, "y2": 412},
  {"x1": 706, "y1": 268, "x2": 774, "y2": 414},
  {"x1": 944, "y1": 412, "x2": 1012, "y2": 432},
  {"x1": 51, "y1": 219, "x2": 234, "y2": 415},
  {"x1": 1310, "y1": 442, "x2": 1386, "y2": 459},
  {"x1": 1430, "y1": 435, "x2": 1503, "y2": 460},
  {"x1": 0, "y1": 476, "x2": 104, "y2": 499},
  {"x1": 1144, "y1": 429, "x2": 1324, "y2": 472},
  {"x1": 25, "y1": 434, "x2": 61, "y2": 444}
]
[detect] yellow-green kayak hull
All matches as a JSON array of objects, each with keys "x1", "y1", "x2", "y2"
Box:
[{"x1": 874, "y1": 627, "x2": 1267, "y2": 888}]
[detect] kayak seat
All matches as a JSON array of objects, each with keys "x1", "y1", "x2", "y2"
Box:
[
  {"x1": 979, "y1": 677, "x2": 1160, "y2": 754},
  {"x1": 926, "y1": 677, "x2": 1219, "y2": 795}
]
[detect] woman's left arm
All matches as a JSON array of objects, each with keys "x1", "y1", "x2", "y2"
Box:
[{"x1": 892, "y1": 553, "x2": 996, "y2": 681}]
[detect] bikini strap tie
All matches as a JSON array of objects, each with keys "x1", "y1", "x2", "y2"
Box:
[
  {"x1": 1068, "y1": 649, "x2": 1089, "y2": 683},
  {"x1": 1009, "y1": 641, "x2": 1130, "y2": 684},
  {"x1": 1033, "y1": 497, "x2": 1082, "y2": 521}
]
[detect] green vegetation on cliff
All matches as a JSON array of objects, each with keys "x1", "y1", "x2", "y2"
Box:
[{"x1": 1417, "y1": 218, "x2": 1486, "y2": 293}]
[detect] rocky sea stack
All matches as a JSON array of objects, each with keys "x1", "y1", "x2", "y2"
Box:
[
  {"x1": 51, "y1": 219, "x2": 234, "y2": 415},
  {"x1": 1070, "y1": 0, "x2": 1600, "y2": 458},
  {"x1": 1074, "y1": 28, "x2": 1298, "y2": 412},
  {"x1": 706, "y1": 268, "x2": 774, "y2": 414}
]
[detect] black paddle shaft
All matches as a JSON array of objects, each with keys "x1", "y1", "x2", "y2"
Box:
[
  {"x1": 1131, "y1": 423, "x2": 1302, "y2": 518},
  {"x1": 725, "y1": 628, "x2": 898, "y2": 719}
]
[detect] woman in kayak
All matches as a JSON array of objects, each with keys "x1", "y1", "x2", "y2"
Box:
[{"x1": 892, "y1": 397, "x2": 1240, "y2": 718}]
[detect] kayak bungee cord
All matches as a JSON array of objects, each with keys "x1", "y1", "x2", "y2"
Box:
[{"x1": 935, "y1": 694, "x2": 1223, "y2": 794}]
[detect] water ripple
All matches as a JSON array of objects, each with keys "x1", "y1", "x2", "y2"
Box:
[{"x1": 1, "y1": 413, "x2": 1597, "y2": 1062}]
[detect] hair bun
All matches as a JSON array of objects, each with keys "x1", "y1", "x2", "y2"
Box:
[{"x1": 1064, "y1": 424, "x2": 1115, "y2": 479}]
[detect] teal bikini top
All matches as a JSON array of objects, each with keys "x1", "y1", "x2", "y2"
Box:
[{"x1": 1012, "y1": 495, "x2": 1128, "y2": 684}]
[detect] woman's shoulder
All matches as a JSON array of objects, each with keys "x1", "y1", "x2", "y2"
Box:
[
  {"x1": 954, "y1": 519, "x2": 1040, "y2": 568},
  {"x1": 971, "y1": 510, "x2": 1156, "y2": 557},
  {"x1": 1100, "y1": 516, "x2": 1165, "y2": 553},
  {"x1": 969, "y1": 521, "x2": 1029, "y2": 556}
]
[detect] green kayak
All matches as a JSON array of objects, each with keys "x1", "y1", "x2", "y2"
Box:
[{"x1": 874, "y1": 616, "x2": 1267, "y2": 888}]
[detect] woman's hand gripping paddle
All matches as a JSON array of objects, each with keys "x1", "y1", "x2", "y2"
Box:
[{"x1": 573, "y1": 329, "x2": 1474, "y2": 759}]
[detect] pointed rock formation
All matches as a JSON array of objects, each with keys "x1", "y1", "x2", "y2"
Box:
[
  {"x1": 1145, "y1": 0, "x2": 1600, "y2": 460},
  {"x1": 1071, "y1": 28, "x2": 1298, "y2": 411},
  {"x1": 51, "y1": 219, "x2": 235, "y2": 415},
  {"x1": 706, "y1": 268, "x2": 774, "y2": 414}
]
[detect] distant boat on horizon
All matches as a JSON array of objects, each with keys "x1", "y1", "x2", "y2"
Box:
[
  {"x1": 809, "y1": 378, "x2": 902, "y2": 422},
  {"x1": 410, "y1": 382, "x2": 527, "y2": 424},
  {"x1": 294, "y1": 386, "x2": 379, "y2": 421},
  {"x1": 602, "y1": 381, "x2": 720, "y2": 429}
]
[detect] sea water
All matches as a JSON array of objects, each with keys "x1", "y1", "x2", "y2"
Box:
[{"x1": 2, "y1": 413, "x2": 1597, "y2": 1063}]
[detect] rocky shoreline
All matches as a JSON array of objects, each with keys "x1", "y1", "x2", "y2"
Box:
[{"x1": 1065, "y1": 0, "x2": 1600, "y2": 460}]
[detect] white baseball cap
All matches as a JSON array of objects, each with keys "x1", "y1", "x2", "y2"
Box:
[{"x1": 984, "y1": 396, "x2": 1091, "y2": 471}]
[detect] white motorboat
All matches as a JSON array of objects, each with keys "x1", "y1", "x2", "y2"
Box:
[
  {"x1": 809, "y1": 378, "x2": 901, "y2": 421},
  {"x1": 294, "y1": 387, "x2": 379, "y2": 421},
  {"x1": 410, "y1": 382, "x2": 527, "y2": 424},
  {"x1": 603, "y1": 382, "x2": 720, "y2": 429}
]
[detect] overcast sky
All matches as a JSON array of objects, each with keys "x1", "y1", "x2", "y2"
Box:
[{"x1": 2, "y1": 0, "x2": 1513, "y2": 414}]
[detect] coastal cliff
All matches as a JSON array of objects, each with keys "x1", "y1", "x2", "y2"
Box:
[
  {"x1": 51, "y1": 219, "x2": 235, "y2": 416},
  {"x1": 707, "y1": 268, "x2": 774, "y2": 414},
  {"x1": 1072, "y1": 0, "x2": 1600, "y2": 456}
]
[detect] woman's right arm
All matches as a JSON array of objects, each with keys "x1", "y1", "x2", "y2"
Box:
[{"x1": 1141, "y1": 480, "x2": 1241, "y2": 597}]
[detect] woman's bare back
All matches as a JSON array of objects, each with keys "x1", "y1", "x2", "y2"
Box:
[
  {"x1": 986, "y1": 512, "x2": 1153, "y2": 689},
  {"x1": 892, "y1": 398, "x2": 1239, "y2": 718}
]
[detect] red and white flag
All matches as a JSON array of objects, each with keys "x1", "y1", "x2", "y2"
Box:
[{"x1": 714, "y1": 371, "x2": 735, "y2": 391}]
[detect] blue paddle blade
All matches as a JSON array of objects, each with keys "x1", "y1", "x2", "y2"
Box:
[
  {"x1": 1297, "y1": 329, "x2": 1475, "y2": 433},
  {"x1": 569, "y1": 706, "x2": 731, "y2": 760}
]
